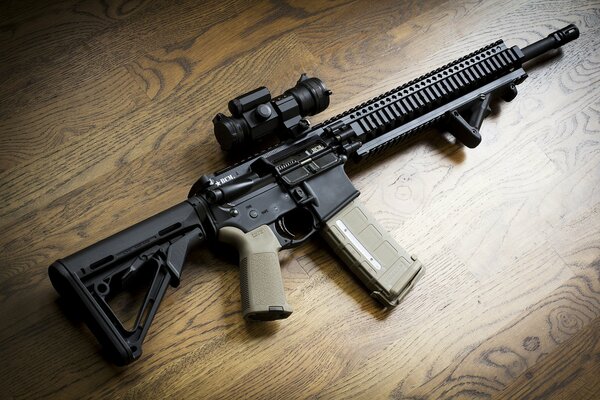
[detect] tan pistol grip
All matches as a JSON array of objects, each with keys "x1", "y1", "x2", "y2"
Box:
[
  {"x1": 219, "y1": 225, "x2": 292, "y2": 321},
  {"x1": 321, "y1": 199, "x2": 424, "y2": 307}
]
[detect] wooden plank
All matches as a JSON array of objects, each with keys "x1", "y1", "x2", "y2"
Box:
[
  {"x1": 496, "y1": 316, "x2": 600, "y2": 400},
  {"x1": 0, "y1": 0, "x2": 249, "y2": 110},
  {"x1": 398, "y1": 266, "x2": 600, "y2": 399},
  {"x1": 0, "y1": 66, "x2": 149, "y2": 171}
]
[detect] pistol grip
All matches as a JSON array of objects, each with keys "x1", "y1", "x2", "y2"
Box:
[
  {"x1": 322, "y1": 199, "x2": 424, "y2": 307},
  {"x1": 219, "y1": 225, "x2": 292, "y2": 321}
]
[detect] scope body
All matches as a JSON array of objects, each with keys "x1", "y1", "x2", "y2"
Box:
[{"x1": 213, "y1": 74, "x2": 331, "y2": 151}]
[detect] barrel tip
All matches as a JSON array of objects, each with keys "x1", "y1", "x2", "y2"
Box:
[{"x1": 554, "y1": 24, "x2": 580, "y2": 43}]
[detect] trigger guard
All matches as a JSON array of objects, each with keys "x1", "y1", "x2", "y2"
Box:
[
  {"x1": 271, "y1": 221, "x2": 316, "y2": 249},
  {"x1": 271, "y1": 206, "x2": 318, "y2": 249}
]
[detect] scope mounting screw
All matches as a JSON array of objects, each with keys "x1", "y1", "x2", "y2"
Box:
[{"x1": 298, "y1": 118, "x2": 310, "y2": 131}]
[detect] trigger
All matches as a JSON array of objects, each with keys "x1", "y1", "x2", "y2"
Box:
[{"x1": 276, "y1": 219, "x2": 295, "y2": 238}]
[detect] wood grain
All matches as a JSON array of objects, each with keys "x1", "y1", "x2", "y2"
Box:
[
  {"x1": 497, "y1": 313, "x2": 600, "y2": 400},
  {"x1": 0, "y1": 0, "x2": 599, "y2": 399}
]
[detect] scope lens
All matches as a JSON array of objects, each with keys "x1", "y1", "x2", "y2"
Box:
[
  {"x1": 285, "y1": 77, "x2": 331, "y2": 116},
  {"x1": 212, "y1": 113, "x2": 248, "y2": 151}
]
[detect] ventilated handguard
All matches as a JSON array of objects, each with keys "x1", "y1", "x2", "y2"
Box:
[{"x1": 321, "y1": 200, "x2": 424, "y2": 307}]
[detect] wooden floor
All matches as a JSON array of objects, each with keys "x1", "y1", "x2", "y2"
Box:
[{"x1": 1, "y1": 1, "x2": 599, "y2": 399}]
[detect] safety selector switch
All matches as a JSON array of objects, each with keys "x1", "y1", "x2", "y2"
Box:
[{"x1": 321, "y1": 199, "x2": 424, "y2": 306}]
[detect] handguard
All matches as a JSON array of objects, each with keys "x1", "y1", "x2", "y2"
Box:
[
  {"x1": 321, "y1": 199, "x2": 424, "y2": 307},
  {"x1": 219, "y1": 225, "x2": 293, "y2": 320}
]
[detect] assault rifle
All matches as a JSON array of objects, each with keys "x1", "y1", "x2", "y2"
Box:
[{"x1": 49, "y1": 25, "x2": 579, "y2": 365}]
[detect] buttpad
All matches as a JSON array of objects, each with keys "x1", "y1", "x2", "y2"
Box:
[{"x1": 322, "y1": 199, "x2": 424, "y2": 307}]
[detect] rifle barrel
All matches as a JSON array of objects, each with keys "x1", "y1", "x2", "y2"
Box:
[{"x1": 521, "y1": 24, "x2": 579, "y2": 62}]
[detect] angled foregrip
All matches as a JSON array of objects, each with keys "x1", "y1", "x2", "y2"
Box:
[
  {"x1": 219, "y1": 225, "x2": 292, "y2": 321},
  {"x1": 322, "y1": 199, "x2": 424, "y2": 307}
]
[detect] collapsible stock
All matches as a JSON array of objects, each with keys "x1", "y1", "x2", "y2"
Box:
[{"x1": 49, "y1": 200, "x2": 206, "y2": 365}]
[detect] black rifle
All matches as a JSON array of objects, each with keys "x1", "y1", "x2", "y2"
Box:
[{"x1": 49, "y1": 25, "x2": 579, "y2": 365}]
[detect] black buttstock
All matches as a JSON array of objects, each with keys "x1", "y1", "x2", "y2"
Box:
[{"x1": 48, "y1": 200, "x2": 206, "y2": 365}]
